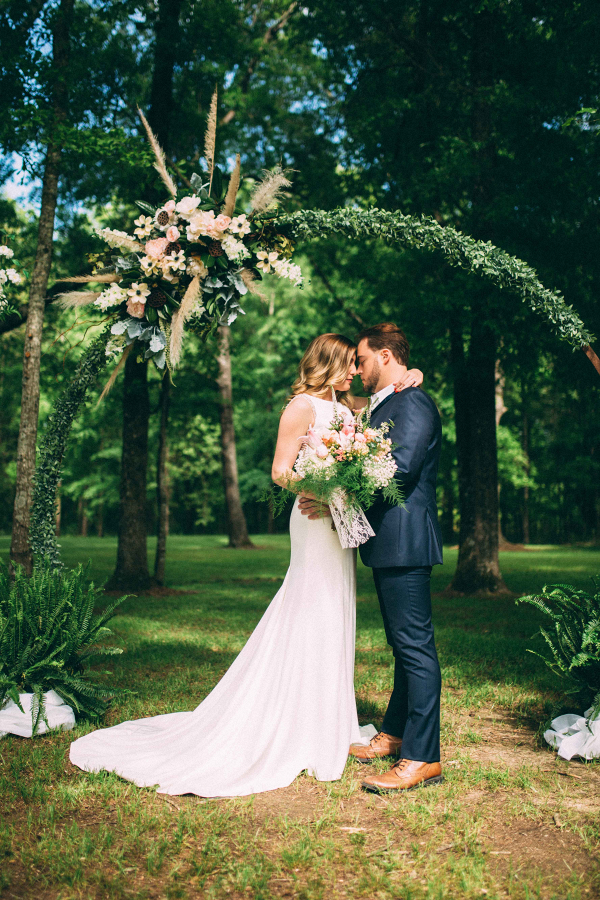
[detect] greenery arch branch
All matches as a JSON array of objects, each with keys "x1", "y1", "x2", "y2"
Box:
[
  {"x1": 28, "y1": 208, "x2": 599, "y2": 569},
  {"x1": 278, "y1": 208, "x2": 599, "y2": 365}
]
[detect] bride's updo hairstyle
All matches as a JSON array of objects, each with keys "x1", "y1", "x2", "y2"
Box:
[{"x1": 290, "y1": 333, "x2": 356, "y2": 407}]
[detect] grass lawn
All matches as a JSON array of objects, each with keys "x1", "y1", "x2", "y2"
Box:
[{"x1": 1, "y1": 535, "x2": 600, "y2": 899}]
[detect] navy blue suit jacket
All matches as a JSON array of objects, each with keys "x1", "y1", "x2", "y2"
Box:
[{"x1": 359, "y1": 386, "x2": 443, "y2": 569}]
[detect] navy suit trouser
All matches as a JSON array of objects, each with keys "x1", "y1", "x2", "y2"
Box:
[{"x1": 372, "y1": 565, "x2": 441, "y2": 763}]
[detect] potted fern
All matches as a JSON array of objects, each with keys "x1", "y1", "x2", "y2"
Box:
[
  {"x1": 0, "y1": 562, "x2": 126, "y2": 737},
  {"x1": 519, "y1": 580, "x2": 600, "y2": 759}
]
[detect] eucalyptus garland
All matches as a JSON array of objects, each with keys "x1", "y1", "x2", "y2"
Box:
[
  {"x1": 29, "y1": 329, "x2": 111, "y2": 568},
  {"x1": 277, "y1": 208, "x2": 595, "y2": 349}
]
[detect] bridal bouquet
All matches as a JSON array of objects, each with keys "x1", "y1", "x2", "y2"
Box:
[
  {"x1": 56, "y1": 90, "x2": 302, "y2": 389},
  {"x1": 277, "y1": 404, "x2": 404, "y2": 548}
]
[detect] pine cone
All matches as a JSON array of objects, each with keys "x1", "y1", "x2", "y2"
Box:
[
  {"x1": 208, "y1": 240, "x2": 224, "y2": 257},
  {"x1": 147, "y1": 288, "x2": 168, "y2": 309},
  {"x1": 166, "y1": 241, "x2": 181, "y2": 256},
  {"x1": 156, "y1": 210, "x2": 170, "y2": 226}
]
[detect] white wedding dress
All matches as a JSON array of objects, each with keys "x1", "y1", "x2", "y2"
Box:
[{"x1": 70, "y1": 395, "x2": 374, "y2": 797}]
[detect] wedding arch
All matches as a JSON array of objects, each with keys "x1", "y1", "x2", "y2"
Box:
[{"x1": 28, "y1": 99, "x2": 599, "y2": 569}]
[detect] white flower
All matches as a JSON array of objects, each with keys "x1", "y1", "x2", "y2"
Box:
[
  {"x1": 105, "y1": 336, "x2": 125, "y2": 359},
  {"x1": 140, "y1": 255, "x2": 162, "y2": 276},
  {"x1": 127, "y1": 282, "x2": 150, "y2": 301},
  {"x1": 0, "y1": 245, "x2": 14, "y2": 258},
  {"x1": 255, "y1": 250, "x2": 279, "y2": 273},
  {"x1": 175, "y1": 196, "x2": 201, "y2": 219},
  {"x1": 5, "y1": 268, "x2": 21, "y2": 284},
  {"x1": 186, "y1": 256, "x2": 208, "y2": 278},
  {"x1": 0, "y1": 270, "x2": 7, "y2": 285},
  {"x1": 95, "y1": 283, "x2": 127, "y2": 311},
  {"x1": 228, "y1": 214, "x2": 251, "y2": 236},
  {"x1": 134, "y1": 215, "x2": 153, "y2": 238},
  {"x1": 163, "y1": 249, "x2": 187, "y2": 273},
  {"x1": 221, "y1": 234, "x2": 250, "y2": 262},
  {"x1": 273, "y1": 257, "x2": 303, "y2": 286}
]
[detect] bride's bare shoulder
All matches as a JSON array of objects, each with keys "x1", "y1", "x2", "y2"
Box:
[{"x1": 279, "y1": 394, "x2": 315, "y2": 427}]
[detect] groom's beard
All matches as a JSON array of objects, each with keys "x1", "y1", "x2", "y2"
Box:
[{"x1": 362, "y1": 360, "x2": 381, "y2": 395}]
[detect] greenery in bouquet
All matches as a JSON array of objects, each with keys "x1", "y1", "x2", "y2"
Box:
[
  {"x1": 56, "y1": 90, "x2": 303, "y2": 388},
  {"x1": 0, "y1": 561, "x2": 128, "y2": 733},
  {"x1": 272, "y1": 401, "x2": 404, "y2": 517},
  {"x1": 518, "y1": 580, "x2": 600, "y2": 721},
  {"x1": 0, "y1": 242, "x2": 24, "y2": 322}
]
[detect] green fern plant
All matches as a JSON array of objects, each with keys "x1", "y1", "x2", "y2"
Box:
[
  {"x1": 518, "y1": 580, "x2": 600, "y2": 719},
  {"x1": 0, "y1": 561, "x2": 128, "y2": 734}
]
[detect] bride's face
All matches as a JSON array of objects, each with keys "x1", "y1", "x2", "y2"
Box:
[{"x1": 331, "y1": 356, "x2": 358, "y2": 392}]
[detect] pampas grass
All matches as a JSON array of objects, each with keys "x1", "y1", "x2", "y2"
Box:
[
  {"x1": 169, "y1": 276, "x2": 202, "y2": 367},
  {"x1": 137, "y1": 107, "x2": 177, "y2": 199},
  {"x1": 250, "y1": 166, "x2": 291, "y2": 214},
  {"x1": 56, "y1": 291, "x2": 102, "y2": 309},
  {"x1": 204, "y1": 88, "x2": 218, "y2": 192},
  {"x1": 240, "y1": 268, "x2": 268, "y2": 303},
  {"x1": 98, "y1": 229, "x2": 144, "y2": 253},
  {"x1": 223, "y1": 153, "x2": 241, "y2": 217},
  {"x1": 97, "y1": 343, "x2": 133, "y2": 404},
  {"x1": 59, "y1": 274, "x2": 120, "y2": 284}
]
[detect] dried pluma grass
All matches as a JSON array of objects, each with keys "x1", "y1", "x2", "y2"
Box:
[
  {"x1": 59, "y1": 274, "x2": 121, "y2": 284},
  {"x1": 98, "y1": 230, "x2": 144, "y2": 254},
  {"x1": 240, "y1": 268, "x2": 268, "y2": 304},
  {"x1": 250, "y1": 166, "x2": 292, "y2": 214},
  {"x1": 169, "y1": 276, "x2": 202, "y2": 367},
  {"x1": 204, "y1": 88, "x2": 218, "y2": 191},
  {"x1": 56, "y1": 291, "x2": 102, "y2": 309},
  {"x1": 137, "y1": 107, "x2": 177, "y2": 199},
  {"x1": 97, "y1": 343, "x2": 134, "y2": 404},
  {"x1": 223, "y1": 154, "x2": 241, "y2": 218}
]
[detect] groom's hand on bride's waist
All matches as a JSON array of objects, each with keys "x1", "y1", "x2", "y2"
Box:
[{"x1": 298, "y1": 493, "x2": 331, "y2": 520}]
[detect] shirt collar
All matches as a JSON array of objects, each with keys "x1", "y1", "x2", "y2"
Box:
[{"x1": 370, "y1": 382, "x2": 396, "y2": 411}]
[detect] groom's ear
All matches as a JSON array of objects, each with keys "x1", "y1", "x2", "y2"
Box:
[{"x1": 380, "y1": 348, "x2": 392, "y2": 365}]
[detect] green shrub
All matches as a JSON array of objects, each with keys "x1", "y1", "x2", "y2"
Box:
[
  {"x1": 518, "y1": 580, "x2": 600, "y2": 718},
  {"x1": 0, "y1": 562, "x2": 127, "y2": 733}
]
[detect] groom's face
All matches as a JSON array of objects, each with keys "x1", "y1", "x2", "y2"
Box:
[{"x1": 356, "y1": 339, "x2": 382, "y2": 394}]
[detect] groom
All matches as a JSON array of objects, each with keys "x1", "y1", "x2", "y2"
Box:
[{"x1": 302, "y1": 322, "x2": 443, "y2": 793}]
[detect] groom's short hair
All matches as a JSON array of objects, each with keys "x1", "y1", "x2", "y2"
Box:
[{"x1": 357, "y1": 323, "x2": 410, "y2": 366}]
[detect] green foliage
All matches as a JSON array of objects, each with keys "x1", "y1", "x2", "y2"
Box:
[
  {"x1": 0, "y1": 561, "x2": 127, "y2": 732},
  {"x1": 29, "y1": 329, "x2": 111, "y2": 568},
  {"x1": 518, "y1": 581, "x2": 600, "y2": 718},
  {"x1": 278, "y1": 208, "x2": 594, "y2": 349}
]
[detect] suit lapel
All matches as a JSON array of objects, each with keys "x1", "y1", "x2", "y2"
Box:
[{"x1": 369, "y1": 390, "x2": 397, "y2": 423}]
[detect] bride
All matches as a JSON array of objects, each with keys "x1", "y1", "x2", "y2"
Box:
[{"x1": 70, "y1": 333, "x2": 422, "y2": 797}]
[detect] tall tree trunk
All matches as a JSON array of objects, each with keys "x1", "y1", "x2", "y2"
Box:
[
  {"x1": 97, "y1": 498, "x2": 104, "y2": 538},
  {"x1": 522, "y1": 406, "x2": 530, "y2": 544},
  {"x1": 106, "y1": 353, "x2": 151, "y2": 590},
  {"x1": 217, "y1": 326, "x2": 254, "y2": 549},
  {"x1": 495, "y1": 360, "x2": 510, "y2": 546},
  {"x1": 55, "y1": 483, "x2": 61, "y2": 538},
  {"x1": 109, "y1": 0, "x2": 182, "y2": 589},
  {"x1": 153, "y1": 374, "x2": 171, "y2": 585},
  {"x1": 9, "y1": 0, "x2": 73, "y2": 575},
  {"x1": 449, "y1": 318, "x2": 508, "y2": 594}
]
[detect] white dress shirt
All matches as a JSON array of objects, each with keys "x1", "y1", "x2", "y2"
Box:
[{"x1": 370, "y1": 382, "x2": 396, "y2": 412}]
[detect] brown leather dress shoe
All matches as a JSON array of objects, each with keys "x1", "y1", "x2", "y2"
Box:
[
  {"x1": 361, "y1": 758, "x2": 443, "y2": 793},
  {"x1": 349, "y1": 731, "x2": 403, "y2": 762}
]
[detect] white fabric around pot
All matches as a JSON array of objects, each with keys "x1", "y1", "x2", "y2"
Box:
[
  {"x1": 544, "y1": 708, "x2": 600, "y2": 760},
  {"x1": 0, "y1": 690, "x2": 75, "y2": 739}
]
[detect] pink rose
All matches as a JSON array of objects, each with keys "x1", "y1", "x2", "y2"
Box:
[
  {"x1": 363, "y1": 428, "x2": 377, "y2": 442},
  {"x1": 214, "y1": 214, "x2": 232, "y2": 233},
  {"x1": 164, "y1": 200, "x2": 176, "y2": 213},
  {"x1": 145, "y1": 237, "x2": 169, "y2": 259},
  {"x1": 354, "y1": 432, "x2": 367, "y2": 444},
  {"x1": 126, "y1": 297, "x2": 146, "y2": 318},
  {"x1": 342, "y1": 423, "x2": 355, "y2": 437},
  {"x1": 166, "y1": 225, "x2": 180, "y2": 242}
]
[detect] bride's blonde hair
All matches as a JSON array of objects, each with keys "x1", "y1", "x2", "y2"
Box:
[{"x1": 290, "y1": 333, "x2": 356, "y2": 407}]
